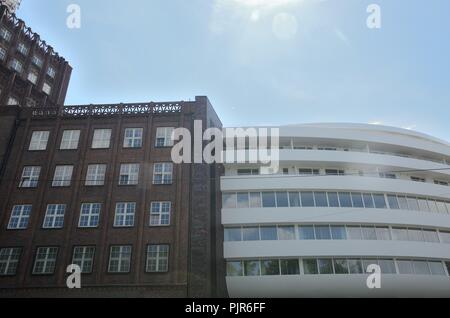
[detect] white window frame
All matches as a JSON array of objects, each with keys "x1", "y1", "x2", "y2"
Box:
[
  {"x1": 27, "y1": 71, "x2": 38, "y2": 84},
  {"x1": 114, "y1": 202, "x2": 136, "y2": 227},
  {"x1": 78, "y1": 203, "x2": 101, "y2": 228},
  {"x1": 85, "y1": 164, "x2": 106, "y2": 186},
  {"x1": 10, "y1": 59, "x2": 23, "y2": 73},
  {"x1": 150, "y1": 202, "x2": 171, "y2": 226},
  {"x1": 42, "y1": 82, "x2": 52, "y2": 95},
  {"x1": 47, "y1": 66, "x2": 56, "y2": 78},
  {"x1": 7, "y1": 205, "x2": 32, "y2": 230},
  {"x1": 17, "y1": 42, "x2": 29, "y2": 55},
  {"x1": 60, "y1": 130, "x2": 81, "y2": 150},
  {"x1": 108, "y1": 246, "x2": 132, "y2": 273},
  {"x1": 32, "y1": 247, "x2": 58, "y2": 275},
  {"x1": 42, "y1": 204, "x2": 66, "y2": 229},
  {"x1": 155, "y1": 127, "x2": 175, "y2": 147},
  {"x1": 32, "y1": 55, "x2": 43, "y2": 68},
  {"x1": 92, "y1": 129, "x2": 112, "y2": 149},
  {"x1": 52, "y1": 165, "x2": 73, "y2": 187},
  {"x1": 0, "y1": 27, "x2": 11, "y2": 42},
  {"x1": 72, "y1": 246, "x2": 95, "y2": 273},
  {"x1": 119, "y1": 163, "x2": 140, "y2": 185},
  {"x1": 153, "y1": 163, "x2": 173, "y2": 185},
  {"x1": 29, "y1": 131, "x2": 50, "y2": 151},
  {"x1": 123, "y1": 128, "x2": 143, "y2": 148},
  {"x1": 19, "y1": 166, "x2": 41, "y2": 188},
  {"x1": 146, "y1": 245, "x2": 169, "y2": 273},
  {"x1": 0, "y1": 247, "x2": 21, "y2": 276},
  {"x1": 7, "y1": 96, "x2": 18, "y2": 105}
]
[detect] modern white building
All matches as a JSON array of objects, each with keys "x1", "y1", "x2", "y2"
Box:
[{"x1": 221, "y1": 123, "x2": 450, "y2": 297}]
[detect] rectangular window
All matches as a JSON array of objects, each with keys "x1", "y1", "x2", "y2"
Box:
[
  {"x1": 348, "y1": 259, "x2": 363, "y2": 274},
  {"x1": 413, "y1": 260, "x2": 430, "y2": 275},
  {"x1": 327, "y1": 192, "x2": 340, "y2": 207},
  {"x1": 47, "y1": 66, "x2": 56, "y2": 78},
  {"x1": 397, "y1": 196, "x2": 409, "y2": 210},
  {"x1": 407, "y1": 197, "x2": 419, "y2": 211},
  {"x1": 423, "y1": 229, "x2": 440, "y2": 243},
  {"x1": 300, "y1": 192, "x2": 315, "y2": 207},
  {"x1": 436, "y1": 201, "x2": 448, "y2": 214},
  {"x1": 17, "y1": 42, "x2": 29, "y2": 55},
  {"x1": 244, "y1": 260, "x2": 260, "y2": 276},
  {"x1": 331, "y1": 226, "x2": 347, "y2": 240},
  {"x1": 417, "y1": 198, "x2": 429, "y2": 212},
  {"x1": 362, "y1": 193, "x2": 375, "y2": 208},
  {"x1": 434, "y1": 180, "x2": 449, "y2": 186},
  {"x1": 249, "y1": 192, "x2": 262, "y2": 208},
  {"x1": 428, "y1": 261, "x2": 446, "y2": 276},
  {"x1": 318, "y1": 259, "x2": 334, "y2": 274},
  {"x1": 150, "y1": 202, "x2": 171, "y2": 226},
  {"x1": 361, "y1": 226, "x2": 377, "y2": 240},
  {"x1": 237, "y1": 193, "x2": 249, "y2": 208},
  {"x1": 7, "y1": 96, "x2": 18, "y2": 105},
  {"x1": 10, "y1": 59, "x2": 23, "y2": 73},
  {"x1": 146, "y1": 245, "x2": 169, "y2": 273},
  {"x1": 227, "y1": 261, "x2": 243, "y2": 276},
  {"x1": 288, "y1": 192, "x2": 300, "y2": 207},
  {"x1": 108, "y1": 246, "x2": 132, "y2": 273},
  {"x1": 224, "y1": 228, "x2": 242, "y2": 242},
  {"x1": 42, "y1": 82, "x2": 52, "y2": 95},
  {"x1": 303, "y1": 259, "x2": 319, "y2": 275},
  {"x1": 334, "y1": 259, "x2": 349, "y2": 274},
  {"x1": 237, "y1": 169, "x2": 259, "y2": 175},
  {"x1": 277, "y1": 226, "x2": 296, "y2": 240},
  {"x1": 32, "y1": 247, "x2": 58, "y2": 275},
  {"x1": 298, "y1": 168, "x2": 320, "y2": 175},
  {"x1": 0, "y1": 46, "x2": 6, "y2": 60},
  {"x1": 280, "y1": 259, "x2": 299, "y2": 275},
  {"x1": 314, "y1": 192, "x2": 328, "y2": 207},
  {"x1": 378, "y1": 259, "x2": 397, "y2": 274},
  {"x1": 428, "y1": 200, "x2": 439, "y2": 213},
  {"x1": 325, "y1": 169, "x2": 344, "y2": 176},
  {"x1": 243, "y1": 227, "x2": 260, "y2": 241},
  {"x1": 32, "y1": 55, "x2": 43, "y2": 68},
  {"x1": 72, "y1": 247, "x2": 95, "y2": 273},
  {"x1": 0, "y1": 248, "x2": 21, "y2": 276},
  {"x1": 347, "y1": 226, "x2": 363, "y2": 240},
  {"x1": 397, "y1": 260, "x2": 414, "y2": 274},
  {"x1": 60, "y1": 130, "x2": 80, "y2": 150},
  {"x1": 92, "y1": 129, "x2": 112, "y2": 149},
  {"x1": 392, "y1": 228, "x2": 408, "y2": 241},
  {"x1": 0, "y1": 27, "x2": 11, "y2": 41},
  {"x1": 351, "y1": 193, "x2": 364, "y2": 208},
  {"x1": 375, "y1": 227, "x2": 391, "y2": 240},
  {"x1": 315, "y1": 225, "x2": 331, "y2": 240},
  {"x1": 19, "y1": 166, "x2": 41, "y2": 188},
  {"x1": 275, "y1": 192, "x2": 289, "y2": 207},
  {"x1": 7, "y1": 205, "x2": 32, "y2": 230},
  {"x1": 411, "y1": 176, "x2": 426, "y2": 183},
  {"x1": 222, "y1": 193, "x2": 236, "y2": 209},
  {"x1": 261, "y1": 260, "x2": 280, "y2": 276},
  {"x1": 27, "y1": 71, "x2": 38, "y2": 84},
  {"x1": 78, "y1": 203, "x2": 101, "y2": 228},
  {"x1": 260, "y1": 226, "x2": 277, "y2": 240},
  {"x1": 440, "y1": 231, "x2": 450, "y2": 244},
  {"x1": 119, "y1": 163, "x2": 140, "y2": 185},
  {"x1": 85, "y1": 164, "x2": 106, "y2": 186},
  {"x1": 153, "y1": 163, "x2": 173, "y2": 184},
  {"x1": 52, "y1": 165, "x2": 73, "y2": 187},
  {"x1": 42, "y1": 204, "x2": 66, "y2": 229},
  {"x1": 262, "y1": 192, "x2": 276, "y2": 207},
  {"x1": 298, "y1": 226, "x2": 315, "y2": 240},
  {"x1": 407, "y1": 228, "x2": 424, "y2": 242},
  {"x1": 114, "y1": 202, "x2": 136, "y2": 227},
  {"x1": 387, "y1": 195, "x2": 399, "y2": 209},
  {"x1": 155, "y1": 127, "x2": 175, "y2": 147},
  {"x1": 123, "y1": 128, "x2": 143, "y2": 148},
  {"x1": 29, "y1": 131, "x2": 50, "y2": 151},
  {"x1": 338, "y1": 192, "x2": 352, "y2": 207}
]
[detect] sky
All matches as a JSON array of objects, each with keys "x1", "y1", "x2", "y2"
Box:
[{"x1": 15, "y1": 0, "x2": 450, "y2": 140}]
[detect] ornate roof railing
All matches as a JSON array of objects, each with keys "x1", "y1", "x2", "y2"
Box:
[{"x1": 30, "y1": 102, "x2": 183, "y2": 118}]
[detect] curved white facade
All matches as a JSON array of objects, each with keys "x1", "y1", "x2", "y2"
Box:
[{"x1": 221, "y1": 123, "x2": 450, "y2": 298}]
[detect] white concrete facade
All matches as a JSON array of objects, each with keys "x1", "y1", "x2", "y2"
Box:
[{"x1": 221, "y1": 123, "x2": 450, "y2": 298}]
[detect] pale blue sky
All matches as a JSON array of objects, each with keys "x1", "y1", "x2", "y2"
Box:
[{"x1": 16, "y1": 0, "x2": 450, "y2": 140}]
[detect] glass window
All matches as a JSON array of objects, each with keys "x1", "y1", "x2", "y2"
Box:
[
  {"x1": 92, "y1": 129, "x2": 112, "y2": 149},
  {"x1": 0, "y1": 27, "x2": 11, "y2": 41},
  {"x1": 244, "y1": 260, "x2": 260, "y2": 276},
  {"x1": 153, "y1": 163, "x2": 173, "y2": 184},
  {"x1": 260, "y1": 226, "x2": 277, "y2": 240},
  {"x1": 428, "y1": 261, "x2": 446, "y2": 276},
  {"x1": 348, "y1": 259, "x2": 363, "y2": 274},
  {"x1": 276, "y1": 192, "x2": 289, "y2": 207},
  {"x1": 237, "y1": 193, "x2": 249, "y2": 208},
  {"x1": 397, "y1": 260, "x2": 414, "y2": 274},
  {"x1": 224, "y1": 228, "x2": 242, "y2": 242},
  {"x1": 150, "y1": 202, "x2": 171, "y2": 226},
  {"x1": 373, "y1": 194, "x2": 387, "y2": 208},
  {"x1": 114, "y1": 202, "x2": 136, "y2": 227},
  {"x1": 32, "y1": 247, "x2": 58, "y2": 275},
  {"x1": 347, "y1": 226, "x2": 363, "y2": 240},
  {"x1": 417, "y1": 199, "x2": 429, "y2": 212},
  {"x1": 446, "y1": 262, "x2": 450, "y2": 276},
  {"x1": 280, "y1": 259, "x2": 300, "y2": 275},
  {"x1": 288, "y1": 192, "x2": 300, "y2": 207},
  {"x1": 7, "y1": 205, "x2": 32, "y2": 230},
  {"x1": 413, "y1": 261, "x2": 430, "y2": 275},
  {"x1": 146, "y1": 245, "x2": 169, "y2": 273},
  {"x1": 42, "y1": 82, "x2": 52, "y2": 95},
  {"x1": 407, "y1": 228, "x2": 424, "y2": 242},
  {"x1": 407, "y1": 197, "x2": 419, "y2": 211},
  {"x1": 318, "y1": 259, "x2": 333, "y2": 274},
  {"x1": 223, "y1": 193, "x2": 236, "y2": 209},
  {"x1": 243, "y1": 227, "x2": 260, "y2": 241},
  {"x1": 314, "y1": 225, "x2": 331, "y2": 240},
  {"x1": 78, "y1": 203, "x2": 101, "y2": 228},
  {"x1": 19, "y1": 166, "x2": 41, "y2": 188},
  {"x1": 85, "y1": 164, "x2": 106, "y2": 186},
  {"x1": 42, "y1": 204, "x2": 66, "y2": 229},
  {"x1": 440, "y1": 231, "x2": 450, "y2": 244},
  {"x1": 298, "y1": 226, "x2": 315, "y2": 240},
  {"x1": 361, "y1": 226, "x2": 377, "y2": 240},
  {"x1": 351, "y1": 193, "x2": 364, "y2": 208},
  {"x1": 330, "y1": 226, "x2": 347, "y2": 240},
  {"x1": 52, "y1": 166, "x2": 73, "y2": 187},
  {"x1": 277, "y1": 226, "x2": 296, "y2": 240},
  {"x1": 300, "y1": 192, "x2": 315, "y2": 207},
  {"x1": 327, "y1": 192, "x2": 340, "y2": 207},
  {"x1": 108, "y1": 246, "x2": 132, "y2": 273},
  {"x1": 0, "y1": 248, "x2": 21, "y2": 276},
  {"x1": 10, "y1": 59, "x2": 23, "y2": 73},
  {"x1": 375, "y1": 227, "x2": 391, "y2": 240},
  {"x1": 423, "y1": 229, "x2": 440, "y2": 243},
  {"x1": 32, "y1": 55, "x2": 43, "y2": 67},
  {"x1": 29, "y1": 131, "x2": 50, "y2": 151},
  {"x1": 123, "y1": 128, "x2": 143, "y2": 148},
  {"x1": 362, "y1": 259, "x2": 378, "y2": 273},
  {"x1": 387, "y1": 195, "x2": 399, "y2": 209},
  {"x1": 397, "y1": 196, "x2": 409, "y2": 210},
  {"x1": 227, "y1": 261, "x2": 243, "y2": 276},
  {"x1": 391, "y1": 228, "x2": 408, "y2": 241},
  {"x1": 261, "y1": 260, "x2": 280, "y2": 276},
  {"x1": 303, "y1": 259, "x2": 318, "y2": 275},
  {"x1": 155, "y1": 127, "x2": 175, "y2": 147},
  {"x1": 27, "y1": 71, "x2": 38, "y2": 84},
  {"x1": 249, "y1": 192, "x2": 261, "y2": 208},
  {"x1": 47, "y1": 66, "x2": 56, "y2": 78},
  {"x1": 0, "y1": 46, "x2": 6, "y2": 60},
  {"x1": 72, "y1": 247, "x2": 95, "y2": 273},
  {"x1": 379, "y1": 259, "x2": 396, "y2": 274},
  {"x1": 334, "y1": 259, "x2": 349, "y2": 274},
  {"x1": 362, "y1": 193, "x2": 374, "y2": 208},
  {"x1": 60, "y1": 130, "x2": 80, "y2": 150},
  {"x1": 338, "y1": 192, "x2": 352, "y2": 207},
  {"x1": 428, "y1": 200, "x2": 439, "y2": 213},
  {"x1": 314, "y1": 192, "x2": 328, "y2": 207},
  {"x1": 262, "y1": 192, "x2": 276, "y2": 207},
  {"x1": 436, "y1": 201, "x2": 448, "y2": 214}
]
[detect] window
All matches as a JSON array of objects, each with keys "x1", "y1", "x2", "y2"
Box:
[
  {"x1": 155, "y1": 127, "x2": 175, "y2": 147},
  {"x1": 373, "y1": 194, "x2": 387, "y2": 209},
  {"x1": 434, "y1": 180, "x2": 449, "y2": 186},
  {"x1": 32, "y1": 55, "x2": 43, "y2": 68},
  {"x1": 0, "y1": 46, "x2": 6, "y2": 60},
  {"x1": 276, "y1": 192, "x2": 289, "y2": 207},
  {"x1": 52, "y1": 165, "x2": 73, "y2": 187},
  {"x1": 361, "y1": 226, "x2": 377, "y2": 240},
  {"x1": 423, "y1": 229, "x2": 440, "y2": 243},
  {"x1": 10, "y1": 59, "x2": 22, "y2": 73},
  {"x1": 327, "y1": 192, "x2": 340, "y2": 207},
  {"x1": 92, "y1": 129, "x2": 112, "y2": 149},
  {"x1": 108, "y1": 246, "x2": 132, "y2": 273},
  {"x1": 387, "y1": 195, "x2": 399, "y2": 209},
  {"x1": 440, "y1": 231, "x2": 450, "y2": 244},
  {"x1": 406, "y1": 197, "x2": 419, "y2": 210},
  {"x1": 249, "y1": 192, "x2": 262, "y2": 208},
  {"x1": 78, "y1": 203, "x2": 101, "y2": 228},
  {"x1": 303, "y1": 259, "x2": 319, "y2": 274},
  {"x1": 0, "y1": 248, "x2": 21, "y2": 276},
  {"x1": 362, "y1": 193, "x2": 374, "y2": 208},
  {"x1": 222, "y1": 193, "x2": 236, "y2": 209},
  {"x1": 19, "y1": 166, "x2": 41, "y2": 188},
  {"x1": 334, "y1": 259, "x2": 349, "y2": 274},
  {"x1": 314, "y1": 192, "x2": 328, "y2": 207},
  {"x1": 237, "y1": 169, "x2": 259, "y2": 175},
  {"x1": 17, "y1": 42, "x2": 29, "y2": 55},
  {"x1": 348, "y1": 259, "x2": 363, "y2": 274},
  {"x1": 413, "y1": 261, "x2": 430, "y2": 275},
  {"x1": 119, "y1": 163, "x2": 140, "y2": 185},
  {"x1": 243, "y1": 227, "x2": 260, "y2": 241},
  {"x1": 123, "y1": 128, "x2": 143, "y2": 148},
  {"x1": 282, "y1": 168, "x2": 289, "y2": 175},
  {"x1": 315, "y1": 225, "x2": 331, "y2": 240},
  {"x1": 338, "y1": 192, "x2": 352, "y2": 207},
  {"x1": 224, "y1": 228, "x2": 242, "y2": 242},
  {"x1": 32, "y1": 247, "x2": 58, "y2": 275},
  {"x1": 298, "y1": 226, "x2": 315, "y2": 240},
  {"x1": 150, "y1": 202, "x2": 171, "y2": 226},
  {"x1": 347, "y1": 226, "x2": 363, "y2": 240},
  {"x1": 392, "y1": 228, "x2": 408, "y2": 241},
  {"x1": 351, "y1": 193, "x2": 364, "y2": 208},
  {"x1": 408, "y1": 228, "x2": 424, "y2": 242},
  {"x1": 280, "y1": 259, "x2": 299, "y2": 275},
  {"x1": 153, "y1": 163, "x2": 173, "y2": 184},
  {"x1": 47, "y1": 66, "x2": 56, "y2": 78},
  {"x1": 85, "y1": 164, "x2": 106, "y2": 186},
  {"x1": 411, "y1": 176, "x2": 426, "y2": 183},
  {"x1": 0, "y1": 27, "x2": 11, "y2": 41},
  {"x1": 325, "y1": 169, "x2": 344, "y2": 176},
  {"x1": 7, "y1": 205, "x2": 32, "y2": 230},
  {"x1": 260, "y1": 226, "x2": 277, "y2": 240},
  {"x1": 428, "y1": 261, "x2": 446, "y2": 275},
  {"x1": 72, "y1": 247, "x2": 95, "y2": 273},
  {"x1": 331, "y1": 226, "x2": 347, "y2": 240},
  {"x1": 397, "y1": 260, "x2": 414, "y2": 274},
  {"x1": 298, "y1": 168, "x2": 320, "y2": 175},
  {"x1": 60, "y1": 130, "x2": 80, "y2": 150},
  {"x1": 7, "y1": 96, "x2": 18, "y2": 105},
  {"x1": 261, "y1": 260, "x2": 280, "y2": 276},
  {"x1": 114, "y1": 202, "x2": 136, "y2": 227},
  {"x1": 375, "y1": 227, "x2": 391, "y2": 240},
  {"x1": 379, "y1": 172, "x2": 397, "y2": 179},
  {"x1": 278, "y1": 226, "x2": 296, "y2": 240},
  {"x1": 42, "y1": 204, "x2": 66, "y2": 229},
  {"x1": 29, "y1": 131, "x2": 50, "y2": 151},
  {"x1": 300, "y1": 192, "x2": 314, "y2": 207},
  {"x1": 436, "y1": 201, "x2": 448, "y2": 214},
  {"x1": 244, "y1": 260, "x2": 260, "y2": 276},
  {"x1": 146, "y1": 245, "x2": 169, "y2": 273},
  {"x1": 397, "y1": 196, "x2": 409, "y2": 210},
  {"x1": 237, "y1": 192, "x2": 249, "y2": 208},
  {"x1": 227, "y1": 261, "x2": 243, "y2": 276},
  {"x1": 318, "y1": 259, "x2": 334, "y2": 274},
  {"x1": 27, "y1": 71, "x2": 38, "y2": 84},
  {"x1": 378, "y1": 259, "x2": 396, "y2": 274},
  {"x1": 288, "y1": 192, "x2": 300, "y2": 207}
]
